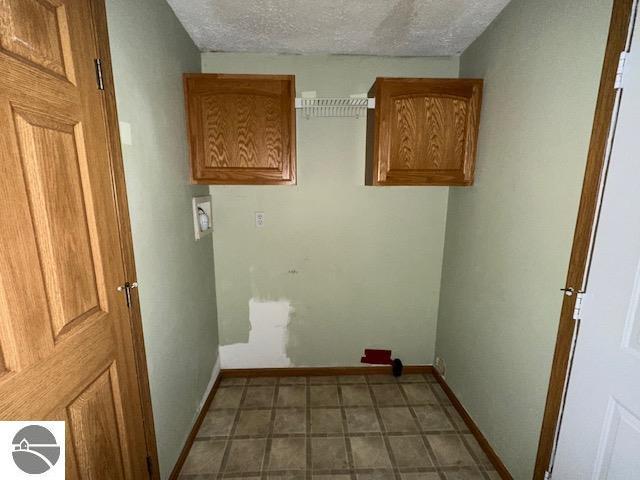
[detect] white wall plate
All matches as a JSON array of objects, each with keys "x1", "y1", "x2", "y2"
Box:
[{"x1": 192, "y1": 195, "x2": 213, "y2": 240}]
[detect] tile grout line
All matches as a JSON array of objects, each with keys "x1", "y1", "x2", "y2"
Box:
[
  {"x1": 216, "y1": 379, "x2": 250, "y2": 479},
  {"x1": 336, "y1": 380, "x2": 357, "y2": 480},
  {"x1": 427, "y1": 376, "x2": 486, "y2": 475},
  {"x1": 259, "y1": 379, "x2": 280, "y2": 479},
  {"x1": 398, "y1": 375, "x2": 440, "y2": 474},
  {"x1": 425, "y1": 377, "x2": 457, "y2": 479},
  {"x1": 459, "y1": 434, "x2": 494, "y2": 479},
  {"x1": 305, "y1": 376, "x2": 312, "y2": 479},
  {"x1": 364, "y1": 374, "x2": 403, "y2": 480}
]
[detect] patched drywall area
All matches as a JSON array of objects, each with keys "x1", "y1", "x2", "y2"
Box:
[
  {"x1": 220, "y1": 298, "x2": 293, "y2": 368},
  {"x1": 203, "y1": 53, "x2": 458, "y2": 368},
  {"x1": 434, "y1": 0, "x2": 613, "y2": 478},
  {"x1": 168, "y1": 0, "x2": 510, "y2": 56}
]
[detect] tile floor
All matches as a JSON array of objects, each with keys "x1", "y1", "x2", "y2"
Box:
[{"x1": 179, "y1": 373, "x2": 501, "y2": 480}]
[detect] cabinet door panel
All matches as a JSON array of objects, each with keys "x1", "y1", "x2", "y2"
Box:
[
  {"x1": 185, "y1": 74, "x2": 296, "y2": 185},
  {"x1": 367, "y1": 78, "x2": 482, "y2": 186}
]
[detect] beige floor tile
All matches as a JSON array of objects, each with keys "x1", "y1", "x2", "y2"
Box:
[
  {"x1": 219, "y1": 377, "x2": 246, "y2": 386},
  {"x1": 235, "y1": 409, "x2": 272, "y2": 435},
  {"x1": 313, "y1": 475, "x2": 352, "y2": 480},
  {"x1": 279, "y1": 376, "x2": 307, "y2": 385},
  {"x1": 379, "y1": 407, "x2": 419, "y2": 432},
  {"x1": 198, "y1": 409, "x2": 235, "y2": 437},
  {"x1": 310, "y1": 385, "x2": 340, "y2": 406},
  {"x1": 387, "y1": 435, "x2": 432, "y2": 467},
  {"x1": 310, "y1": 437, "x2": 349, "y2": 470},
  {"x1": 273, "y1": 408, "x2": 306, "y2": 434},
  {"x1": 268, "y1": 473, "x2": 306, "y2": 480},
  {"x1": 426, "y1": 434, "x2": 475, "y2": 467},
  {"x1": 338, "y1": 375, "x2": 366, "y2": 384},
  {"x1": 310, "y1": 376, "x2": 338, "y2": 384},
  {"x1": 181, "y1": 440, "x2": 226, "y2": 474},
  {"x1": 371, "y1": 384, "x2": 405, "y2": 406},
  {"x1": 356, "y1": 471, "x2": 396, "y2": 480},
  {"x1": 242, "y1": 386, "x2": 275, "y2": 408},
  {"x1": 402, "y1": 384, "x2": 438, "y2": 404},
  {"x1": 397, "y1": 374, "x2": 427, "y2": 383},
  {"x1": 224, "y1": 438, "x2": 267, "y2": 472},
  {"x1": 430, "y1": 384, "x2": 452, "y2": 405},
  {"x1": 277, "y1": 385, "x2": 307, "y2": 407},
  {"x1": 341, "y1": 385, "x2": 373, "y2": 406},
  {"x1": 350, "y1": 436, "x2": 391, "y2": 468},
  {"x1": 311, "y1": 408, "x2": 344, "y2": 434},
  {"x1": 413, "y1": 405, "x2": 455, "y2": 431},
  {"x1": 249, "y1": 377, "x2": 278, "y2": 385},
  {"x1": 400, "y1": 473, "x2": 441, "y2": 480},
  {"x1": 484, "y1": 470, "x2": 502, "y2": 479},
  {"x1": 443, "y1": 466, "x2": 485, "y2": 479},
  {"x1": 211, "y1": 387, "x2": 243, "y2": 409},
  {"x1": 462, "y1": 434, "x2": 492, "y2": 466},
  {"x1": 345, "y1": 407, "x2": 381, "y2": 432},
  {"x1": 367, "y1": 375, "x2": 398, "y2": 384},
  {"x1": 268, "y1": 437, "x2": 307, "y2": 470},
  {"x1": 446, "y1": 405, "x2": 468, "y2": 431},
  {"x1": 268, "y1": 474, "x2": 306, "y2": 480}
]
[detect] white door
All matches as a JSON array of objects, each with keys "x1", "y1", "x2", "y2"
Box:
[{"x1": 552, "y1": 9, "x2": 640, "y2": 480}]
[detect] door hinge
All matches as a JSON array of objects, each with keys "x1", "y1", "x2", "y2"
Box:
[
  {"x1": 94, "y1": 58, "x2": 105, "y2": 90},
  {"x1": 146, "y1": 455, "x2": 153, "y2": 478},
  {"x1": 573, "y1": 292, "x2": 585, "y2": 320},
  {"x1": 117, "y1": 281, "x2": 138, "y2": 308},
  {"x1": 544, "y1": 470, "x2": 552, "y2": 480},
  {"x1": 614, "y1": 51, "x2": 628, "y2": 89}
]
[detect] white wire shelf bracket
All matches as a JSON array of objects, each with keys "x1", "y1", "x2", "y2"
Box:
[{"x1": 294, "y1": 97, "x2": 376, "y2": 118}]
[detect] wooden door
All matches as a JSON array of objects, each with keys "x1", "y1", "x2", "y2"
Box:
[
  {"x1": 184, "y1": 73, "x2": 297, "y2": 185},
  {"x1": 366, "y1": 78, "x2": 482, "y2": 186},
  {"x1": 0, "y1": 0, "x2": 149, "y2": 478}
]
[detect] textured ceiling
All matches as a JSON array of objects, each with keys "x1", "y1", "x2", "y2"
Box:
[{"x1": 166, "y1": 0, "x2": 511, "y2": 56}]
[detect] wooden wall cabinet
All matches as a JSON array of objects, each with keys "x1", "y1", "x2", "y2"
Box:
[
  {"x1": 366, "y1": 78, "x2": 483, "y2": 186},
  {"x1": 184, "y1": 74, "x2": 296, "y2": 184}
]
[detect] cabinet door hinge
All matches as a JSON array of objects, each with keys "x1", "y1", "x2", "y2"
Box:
[
  {"x1": 615, "y1": 51, "x2": 628, "y2": 90},
  {"x1": 94, "y1": 58, "x2": 105, "y2": 90}
]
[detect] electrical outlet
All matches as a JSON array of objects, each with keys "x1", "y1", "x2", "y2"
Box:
[
  {"x1": 435, "y1": 356, "x2": 446, "y2": 377},
  {"x1": 255, "y1": 212, "x2": 265, "y2": 228}
]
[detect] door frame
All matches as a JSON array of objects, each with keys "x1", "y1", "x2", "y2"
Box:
[
  {"x1": 88, "y1": 1, "x2": 160, "y2": 478},
  {"x1": 533, "y1": 0, "x2": 635, "y2": 478}
]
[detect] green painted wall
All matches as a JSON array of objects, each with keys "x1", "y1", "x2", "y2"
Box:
[
  {"x1": 435, "y1": 0, "x2": 612, "y2": 478},
  {"x1": 105, "y1": 0, "x2": 219, "y2": 477},
  {"x1": 201, "y1": 53, "x2": 458, "y2": 368}
]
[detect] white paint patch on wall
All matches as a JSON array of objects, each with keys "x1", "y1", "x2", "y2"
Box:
[{"x1": 220, "y1": 298, "x2": 293, "y2": 369}]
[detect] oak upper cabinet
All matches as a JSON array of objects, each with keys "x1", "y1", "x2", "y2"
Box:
[
  {"x1": 366, "y1": 78, "x2": 483, "y2": 186},
  {"x1": 184, "y1": 74, "x2": 296, "y2": 184}
]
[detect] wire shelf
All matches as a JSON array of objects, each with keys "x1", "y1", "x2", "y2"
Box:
[{"x1": 294, "y1": 97, "x2": 375, "y2": 118}]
